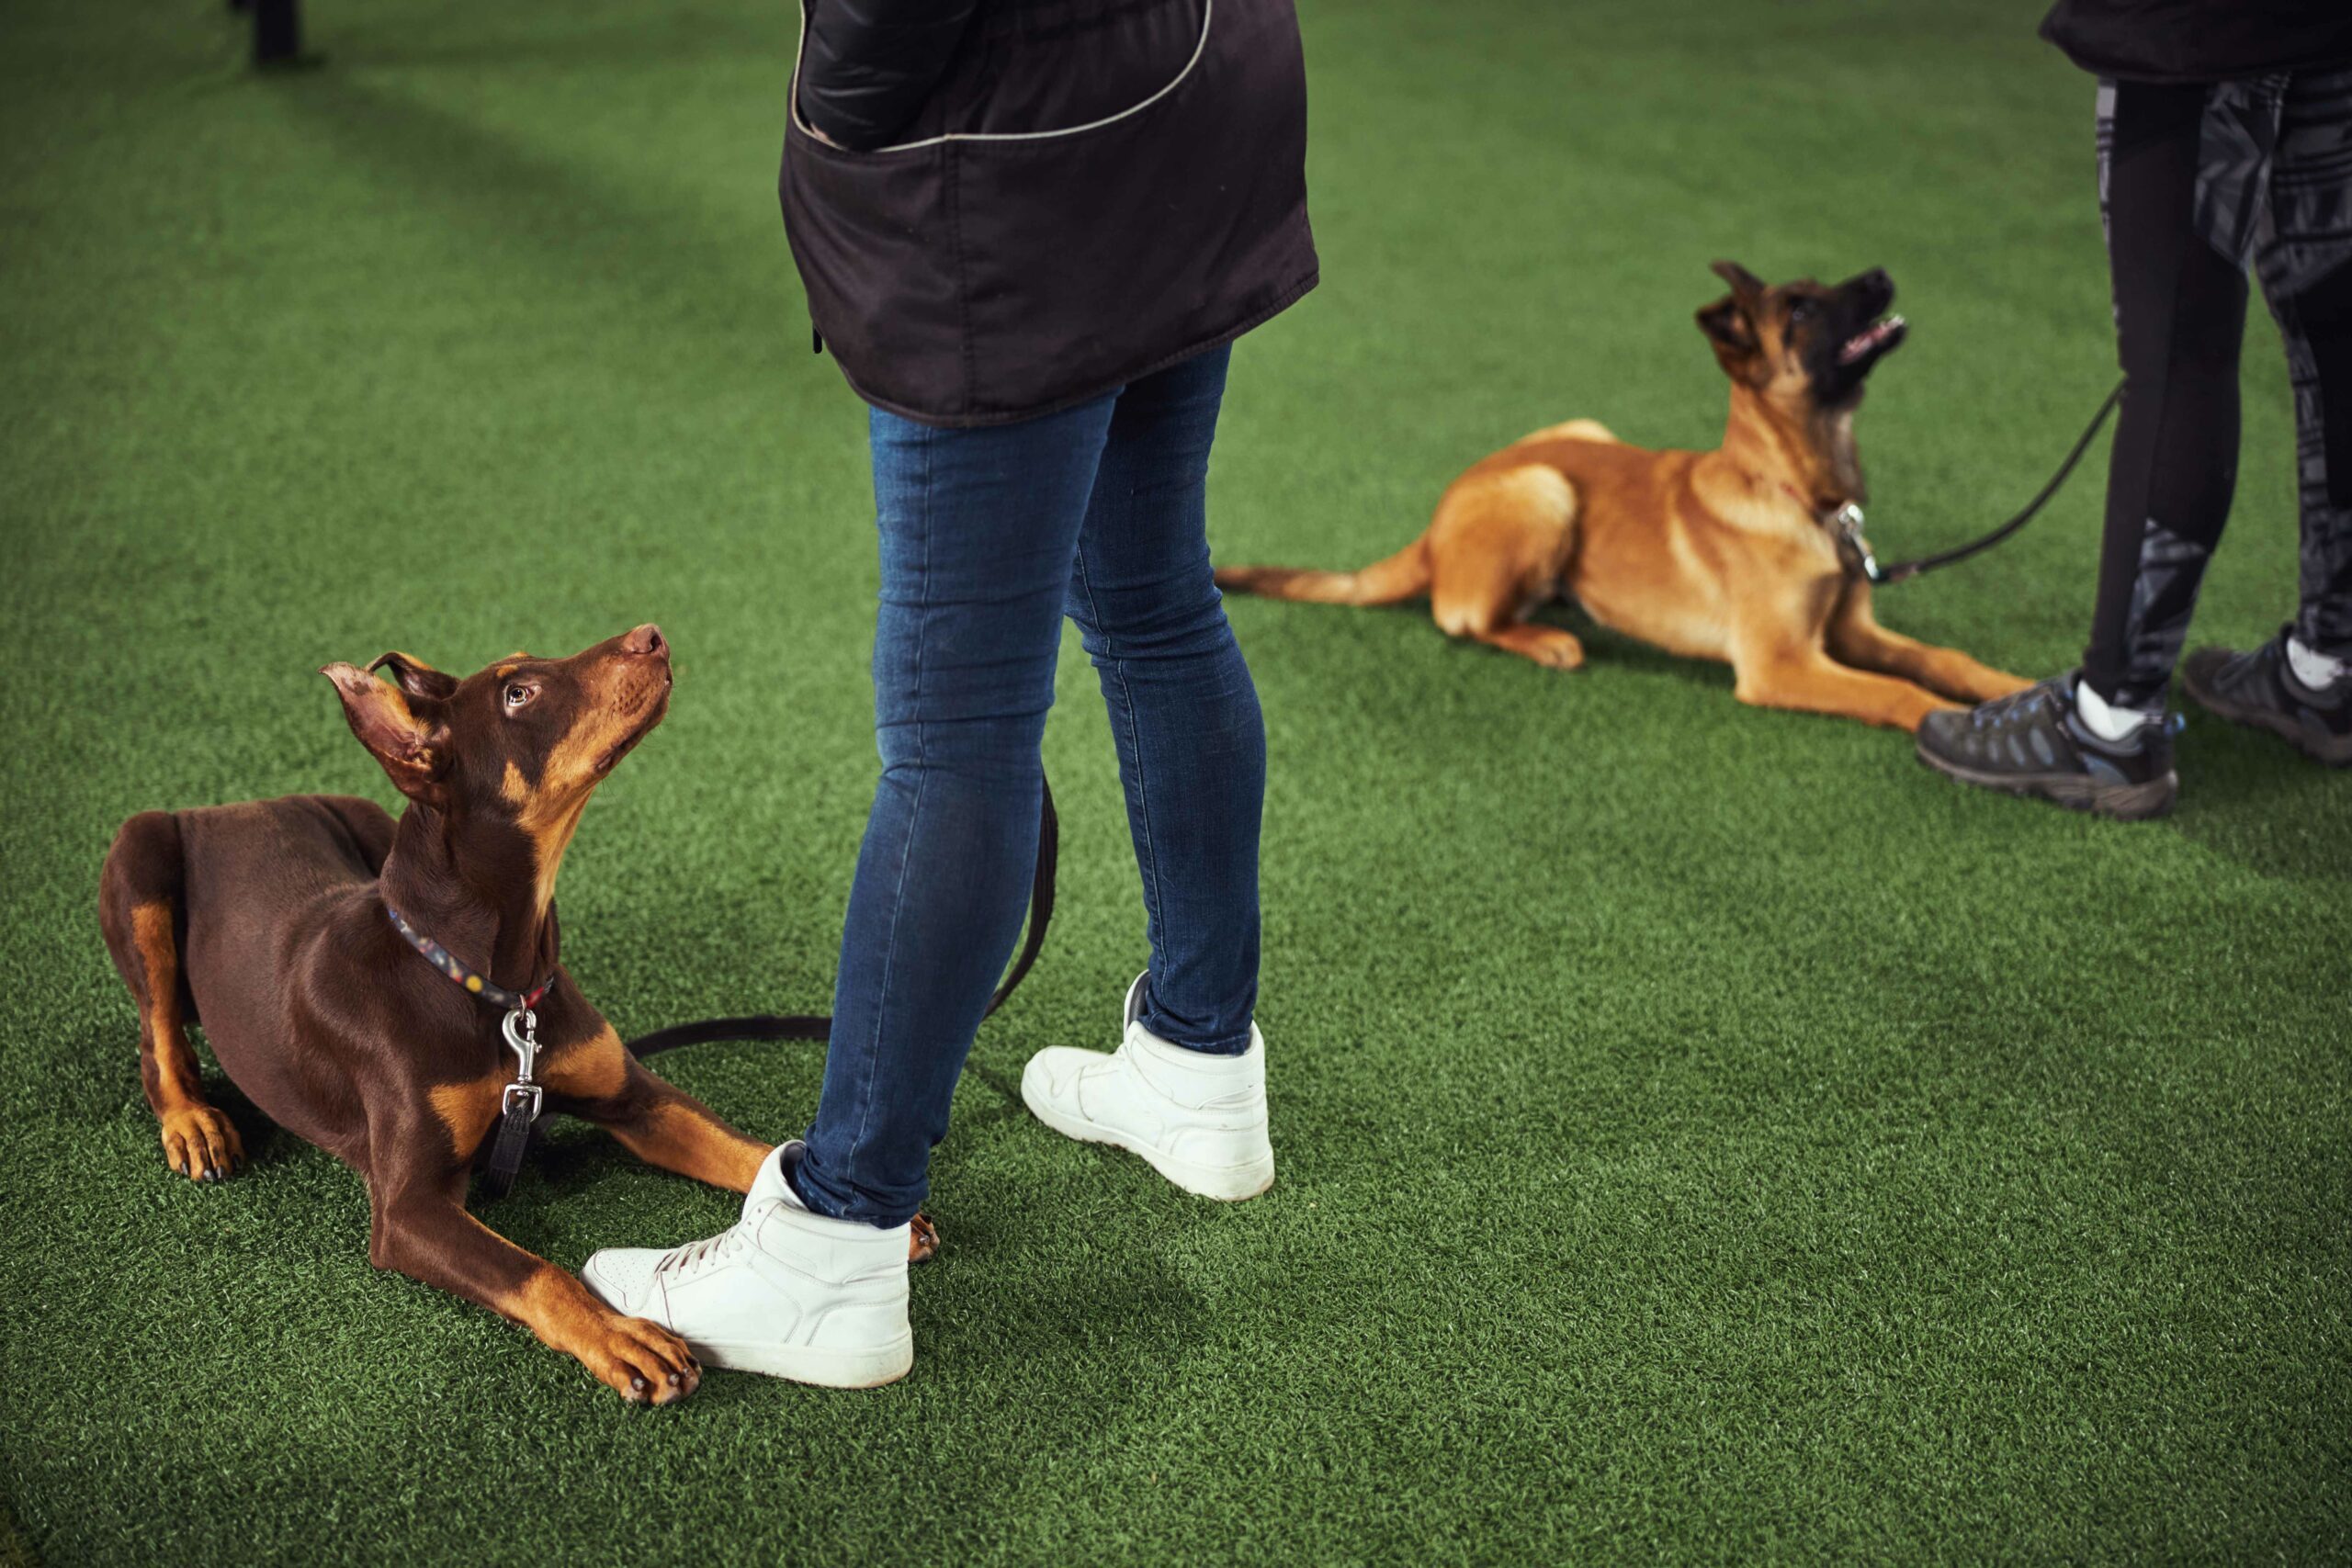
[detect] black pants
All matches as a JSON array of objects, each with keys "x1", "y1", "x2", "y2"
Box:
[{"x1": 2086, "y1": 71, "x2": 2352, "y2": 709}]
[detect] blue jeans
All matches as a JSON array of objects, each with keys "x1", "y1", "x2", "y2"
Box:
[{"x1": 796, "y1": 344, "x2": 1266, "y2": 1226}]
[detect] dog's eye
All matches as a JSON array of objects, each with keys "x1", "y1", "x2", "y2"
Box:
[
  {"x1": 1788, "y1": 299, "x2": 1816, "y2": 322},
  {"x1": 503, "y1": 683, "x2": 536, "y2": 710}
]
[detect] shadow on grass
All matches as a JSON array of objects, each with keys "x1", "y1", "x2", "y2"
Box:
[
  {"x1": 255, "y1": 66, "x2": 766, "y2": 343},
  {"x1": 2166, "y1": 718, "x2": 2352, "y2": 881}
]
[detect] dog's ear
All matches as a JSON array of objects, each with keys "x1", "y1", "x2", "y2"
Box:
[
  {"x1": 367, "y1": 650, "x2": 459, "y2": 703},
  {"x1": 1710, "y1": 259, "x2": 1767, "y2": 300},
  {"x1": 1697, "y1": 292, "x2": 1762, "y2": 382},
  {"x1": 322, "y1": 663, "x2": 451, "y2": 803}
]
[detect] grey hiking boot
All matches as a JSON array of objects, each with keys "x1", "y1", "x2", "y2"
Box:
[
  {"x1": 2180, "y1": 627, "x2": 2352, "y2": 767},
  {"x1": 1915, "y1": 671, "x2": 2178, "y2": 821}
]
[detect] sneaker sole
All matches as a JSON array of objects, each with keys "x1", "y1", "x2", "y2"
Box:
[
  {"x1": 1021, "y1": 1074, "x2": 1274, "y2": 1202},
  {"x1": 2180, "y1": 668, "x2": 2352, "y2": 767},
  {"x1": 1915, "y1": 738, "x2": 2178, "y2": 821},
  {"x1": 578, "y1": 1262, "x2": 913, "y2": 1390},
  {"x1": 686, "y1": 1332, "x2": 913, "y2": 1390}
]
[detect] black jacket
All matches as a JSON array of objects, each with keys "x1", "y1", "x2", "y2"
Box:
[
  {"x1": 2041, "y1": 0, "x2": 2352, "y2": 85},
  {"x1": 780, "y1": 0, "x2": 1319, "y2": 427},
  {"x1": 796, "y1": 0, "x2": 980, "y2": 152}
]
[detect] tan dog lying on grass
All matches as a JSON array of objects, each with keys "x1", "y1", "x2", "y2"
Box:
[{"x1": 1218, "y1": 263, "x2": 2028, "y2": 731}]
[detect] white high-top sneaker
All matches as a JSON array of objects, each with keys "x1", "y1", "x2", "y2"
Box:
[
  {"x1": 1020, "y1": 973, "x2": 1273, "y2": 1201},
  {"x1": 581, "y1": 1142, "x2": 912, "y2": 1389}
]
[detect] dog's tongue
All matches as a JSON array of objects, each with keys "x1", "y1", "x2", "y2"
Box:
[{"x1": 1838, "y1": 315, "x2": 1905, "y2": 366}]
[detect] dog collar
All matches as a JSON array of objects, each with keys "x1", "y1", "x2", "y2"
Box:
[
  {"x1": 1780, "y1": 481, "x2": 1883, "y2": 583},
  {"x1": 384, "y1": 903, "x2": 556, "y2": 1013}
]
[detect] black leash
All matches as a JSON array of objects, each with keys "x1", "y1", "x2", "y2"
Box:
[
  {"x1": 1836, "y1": 379, "x2": 2124, "y2": 587},
  {"x1": 393, "y1": 782, "x2": 1058, "y2": 1203}
]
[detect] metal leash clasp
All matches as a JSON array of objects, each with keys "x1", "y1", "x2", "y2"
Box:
[
  {"x1": 1829, "y1": 502, "x2": 1886, "y2": 585},
  {"x1": 500, "y1": 1007, "x2": 543, "y2": 1119}
]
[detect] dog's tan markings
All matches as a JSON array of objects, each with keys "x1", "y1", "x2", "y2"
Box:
[
  {"x1": 606, "y1": 1099, "x2": 773, "y2": 1192},
  {"x1": 502, "y1": 759, "x2": 593, "y2": 918},
  {"x1": 132, "y1": 901, "x2": 247, "y2": 1178},
  {"x1": 131, "y1": 904, "x2": 197, "y2": 1101},
  {"x1": 499, "y1": 1264, "x2": 698, "y2": 1404},
  {"x1": 495, "y1": 665, "x2": 517, "y2": 681},
  {"x1": 542, "y1": 1022, "x2": 628, "y2": 1101},
  {"x1": 543, "y1": 694, "x2": 655, "y2": 797},
  {"x1": 429, "y1": 1075, "x2": 504, "y2": 1161}
]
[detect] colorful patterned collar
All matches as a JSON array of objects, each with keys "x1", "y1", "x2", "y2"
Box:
[{"x1": 385, "y1": 903, "x2": 556, "y2": 1014}]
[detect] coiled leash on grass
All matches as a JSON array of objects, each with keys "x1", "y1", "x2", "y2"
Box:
[
  {"x1": 471, "y1": 781, "x2": 1058, "y2": 1204},
  {"x1": 1831, "y1": 379, "x2": 2124, "y2": 586}
]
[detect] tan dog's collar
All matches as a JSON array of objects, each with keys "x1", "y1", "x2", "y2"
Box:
[{"x1": 1779, "y1": 480, "x2": 1882, "y2": 581}]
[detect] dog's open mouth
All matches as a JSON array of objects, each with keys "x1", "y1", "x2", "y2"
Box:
[{"x1": 1838, "y1": 315, "x2": 1906, "y2": 366}]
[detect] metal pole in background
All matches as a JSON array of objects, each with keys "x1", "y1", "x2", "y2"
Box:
[{"x1": 250, "y1": 0, "x2": 305, "y2": 69}]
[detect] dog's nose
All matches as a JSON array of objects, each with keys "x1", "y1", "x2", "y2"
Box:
[{"x1": 624, "y1": 623, "x2": 667, "y2": 659}]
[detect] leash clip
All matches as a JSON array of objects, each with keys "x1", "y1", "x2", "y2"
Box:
[
  {"x1": 1829, "y1": 502, "x2": 1886, "y2": 584},
  {"x1": 500, "y1": 1007, "x2": 543, "y2": 1120}
]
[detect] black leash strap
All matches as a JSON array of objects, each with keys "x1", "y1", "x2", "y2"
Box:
[
  {"x1": 480, "y1": 1008, "x2": 547, "y2": 1201},
  {"x1": 1863, "y1": 379, "x2": 2123, "y2": 586},
  {"x1": 625, "y1": 781, "x2": 1059, "y2": 1058}
]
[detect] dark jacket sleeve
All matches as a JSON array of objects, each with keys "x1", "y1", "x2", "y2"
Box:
[{"x1": 797, "y1": 0, "x2": 979, "y2": 151}]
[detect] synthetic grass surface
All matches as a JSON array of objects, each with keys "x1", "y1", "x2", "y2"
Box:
[{"x1": 3, "y1": 0, "x2": 2347, "y2": 1561}]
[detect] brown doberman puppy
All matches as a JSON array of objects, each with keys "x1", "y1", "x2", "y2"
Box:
[
  {"x1": 1217, "y1": 263, "x2": 2029, "y2": 731},
  {"x1": 100, "y1": 626, "x2": 819, "y2": 1405}
]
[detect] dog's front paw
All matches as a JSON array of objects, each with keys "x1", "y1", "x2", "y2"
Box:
[
  {"x1": 160, "y1": 1104, "x2": 244, "y2": 1182},
  {"x1": 1530, "y1": 632, "x2": 1587, "y2": 671},
  {"x1": 574, "y1": 1311, "x2": 701, "y2": 1405},
  {"x1": 1968, "y1": 670, "x2": 2036, "y2": 701}
]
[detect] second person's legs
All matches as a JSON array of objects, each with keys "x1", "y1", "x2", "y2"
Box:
[
  {"x1": 2183, "y1": 67, "x2": 2352, "y2": 763},
  {"x1": 2080, "y1": 77, "x2": 2252, "y2": 713},
  {"x1": 2254, "y1": 67, "x2": 2352, "y2": 670}
]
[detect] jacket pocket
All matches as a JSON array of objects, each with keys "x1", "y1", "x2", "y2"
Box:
[
  {"x1": 781, "y1": 0, "x2": 1311, "y2": 423},
  {"x1": 788, "y1": 0, "x2": 1214, "y2": 152}
]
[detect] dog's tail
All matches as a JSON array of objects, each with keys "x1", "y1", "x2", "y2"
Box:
[{"x1": 1215, "y1": 539, "x2": 1431, "y2": 606}]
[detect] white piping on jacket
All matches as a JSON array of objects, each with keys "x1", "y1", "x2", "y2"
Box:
[{"x1": 790, "y1": 0, "x2": 1214, "y2": 152}]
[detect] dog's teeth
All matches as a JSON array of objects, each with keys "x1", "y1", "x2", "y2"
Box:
[{"x1": 1838, "y1": 315, "x2": 1904, "y2": 366}]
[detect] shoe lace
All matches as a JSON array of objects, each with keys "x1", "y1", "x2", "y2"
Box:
[
  {"x1": 657, "y1": 1223, "x2": 752, "y2": 1280},
  {"x1": 1964, "y1": 674, "x2": 2068, "y2": 749}
]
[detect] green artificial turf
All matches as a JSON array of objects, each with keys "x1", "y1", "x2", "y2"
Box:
[{"x1": 4, "y1": 0, "x2": 2347, "y2": 1561}]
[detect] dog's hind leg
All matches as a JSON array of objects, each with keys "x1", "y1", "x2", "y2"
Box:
[
  {"x1": 1429, "y1": 466, "x2": 1587, "y2": 670},
  {"x1": 1521, "y1": 418, "x2": 1622, "y2": 446},
  {"x1": 99, "y1": 812, "x2": 245, "y2": 1181},
  {"x1": 1826, "y1": 585, "x2": 2032, "y2": 704}
]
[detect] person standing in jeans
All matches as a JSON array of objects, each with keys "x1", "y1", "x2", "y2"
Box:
[
  {"x1": 1917, "y1": 1, "x2": 2352, "y2": 818},
  {"x1": 583, "y1": 0, "x2": 1317, "y2": 1387}
]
